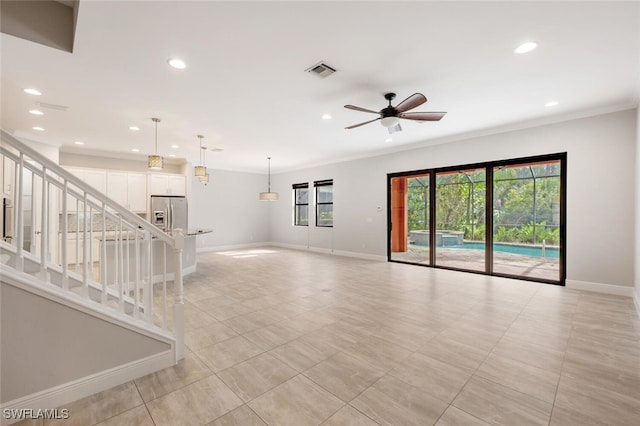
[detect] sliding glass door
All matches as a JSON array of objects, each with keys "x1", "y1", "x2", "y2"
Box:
[
  {"x1": 388, "y1": 154, "x2": 565, "y2": 285},
  {"x1": 435, "y1": 168, "x2": 486, "y2": 272},
  {"x1": 390, "y1": 174, "x2": 430, "y2": 264},
  {"x1": 493, "y1": 161, "x2": 561, "y2": 281}
]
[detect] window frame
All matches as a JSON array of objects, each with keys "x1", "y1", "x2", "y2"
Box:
[
  {"x1": 293, "y1": 183, "x2": 309, "y2": 226},
  {"x1": 314, "y1": 179, "x2": 334, "y2": 228},
  {"x1": 387, "y1": 153, "x2": 566, "y2": 286}
]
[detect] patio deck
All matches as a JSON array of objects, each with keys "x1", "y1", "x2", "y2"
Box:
[{"x1": 391, "y1": 245, "x2": 559, "y2": 281}]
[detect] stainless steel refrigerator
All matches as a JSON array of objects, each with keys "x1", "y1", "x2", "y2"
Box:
[{"x1": 151, "y1": 195, "x2": 187, "y2": 232}]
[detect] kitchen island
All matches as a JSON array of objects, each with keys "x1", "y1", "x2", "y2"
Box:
[{"x1": 100, "y1": 228, "x2": 211, "y2": 285}]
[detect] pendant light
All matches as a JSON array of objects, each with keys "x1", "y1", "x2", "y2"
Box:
[
  {"x1": 259, "y1": 156, "x2": 278, "y2": 201},
  {"x1": 148, "y1": 117, "x2": 164, "y2": 170},
  {"x1": 194, "y1": 135, "x2": 207, "y2": 177},
  {"x1": 198, "y1": 144, "x2": 210, "y2": 185}
]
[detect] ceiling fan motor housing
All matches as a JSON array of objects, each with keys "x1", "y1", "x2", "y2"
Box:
[{"x1": 380, "y1": 106, "x2": 400, "y2": 127}]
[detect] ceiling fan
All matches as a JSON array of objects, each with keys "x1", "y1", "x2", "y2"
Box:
[{"x1": 344, "y1": 92, "x2": 446, "y2": 134}]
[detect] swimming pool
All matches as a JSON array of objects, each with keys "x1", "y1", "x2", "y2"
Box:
[{"x1": 458, "y1": 242, "x2": 559, "y2": 258}]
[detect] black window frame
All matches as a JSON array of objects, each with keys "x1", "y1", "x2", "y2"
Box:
[
  {"x1": 293, "y1": 183, "x2": 309, "y2": 226},
  {"x1": 314, "y1": 179, "x2": 334, "y2": 228},
  {"x1": 387, "y1": 153, "x2": 566, "y2": 286}
]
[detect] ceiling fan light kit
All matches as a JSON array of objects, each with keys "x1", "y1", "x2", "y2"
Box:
[
  {"x1": 344, "y1": 92, "x2": 447, "y2": 134},
  {"x1": 380, "y1": 116, "x2": 400, "y2": 128}
]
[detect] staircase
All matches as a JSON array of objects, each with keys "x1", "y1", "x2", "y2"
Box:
[{"x1": 0, "y1": 129, "x2": 184, "y2": 422}]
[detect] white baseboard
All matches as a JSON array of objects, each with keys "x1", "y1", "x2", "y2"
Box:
[
  {"x1": 197, "y1": 242, "x2": 386, "y2": 262},
  {"x1": 268, "y1": 242, "x2": 387, "y2": 262},
  {"x1": 566, "y1": 279, "x2": 635, "y2": 297},
  {"x1": 196, "y1": 242, "x2": 267, "y2": 253},
  {"x1": 331, "y1": 249, "x2": 386, "y2": 262},
  {"x1": 0, "y1": 350, "x2": 174, "y2": 426}
]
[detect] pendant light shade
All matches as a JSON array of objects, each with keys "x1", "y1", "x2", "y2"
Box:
[
  {"x1": 148, "y1": 118, "x2": 164, "y2": 170},
  {"x1": 259, "y1": 191, "x2": 278, "y2": 201},
  {"x1": 148, "y1": 155, "x2": 163, "y2": 169},
  {"x1": 259, "y1": 156, "x2": 279, "y2": 201},
  {"x1": 194, "y1": 165, "x2": 206, "y2": 177},
  {"x1": 194, "y1": 135, "x2": 207, "y2": 177}
]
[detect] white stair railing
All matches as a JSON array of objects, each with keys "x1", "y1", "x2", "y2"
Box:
[{"x1": 0, "y1": 129, "x2": 184, "y2": 360}]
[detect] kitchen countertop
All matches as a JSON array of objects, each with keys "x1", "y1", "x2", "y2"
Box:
[
  {"x1": 94, "y1": 228, "x2": 212, "y2": 241},
  {"x1": 186, "y1": 228, "x2": 212, "y2": 236}
]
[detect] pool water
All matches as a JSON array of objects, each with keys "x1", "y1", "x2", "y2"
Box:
[{"x1": 458, "y1": 242, "x2": 559, "y2": 259}]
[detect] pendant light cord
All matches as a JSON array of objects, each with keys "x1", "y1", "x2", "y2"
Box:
[
  {"x1": 267, "y1": 157, "x2": 272, "y2": 192},
  {"x1": 152, "y1": 117, "x2": 160, "y2": 155}
]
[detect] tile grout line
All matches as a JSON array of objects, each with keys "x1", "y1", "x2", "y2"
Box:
[
  {"x1": 546, "y1": 292, "x2": 581, "y2": 426},
  {"x1": 443, "y1": 286, "x2": 540, "y2": 423}
]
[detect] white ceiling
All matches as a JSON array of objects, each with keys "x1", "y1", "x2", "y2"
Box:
[{"x1": 2, "y1": 1, "x2": 639, "y2": 173}]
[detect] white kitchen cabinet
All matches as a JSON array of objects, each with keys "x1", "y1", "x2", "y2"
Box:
[
  {"x1": 106, "y1": 171, "x2": 148, "y2": 212},
  {"x1": 61, "y1": 167, "x2": 86, "y2": 212},
  {"x1": 149, "y1": 173, "x2": 186, "y2": 196},
  {"x1": 3, "y1": 155, "x2": 15, "y2": 197},
  {"x1": 85, "y1": 170, "x2": 107, "y2": 195},
  {"x1": 168, "y1": 175, "x2": 186, "y2": 196},
  {"x1": 127, "y1": 173, "x2": 147, "y2": 212},
  {"x1": 61, "y1": 167, "x2": 106, "y2": 210},
  {"x1": 106, "y1": 172, "x2": 127, "y2": 207}
]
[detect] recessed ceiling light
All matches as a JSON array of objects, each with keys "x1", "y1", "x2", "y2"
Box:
[
  {"x1": 74, "y1": 141, "x2": 85, "y2": 145},
  {"x1": 385, "y1": 138, "x2": 393, "y2": 142},
  {"x1": 29, "y1": 109, "x2": 44, "y2": 115},
  {"x1": 32, "y1": 126, "x2": 45, "y2": 131},
  {"x1": 24, "y1": 88, "x2": 42, "y2": 96},
  {"x1": 545, "y1": 101, "x2": 559, "y2": 107},
  {"x1": 514, "y1": 41, "x2": 537, "y2": 54},
  {"x1": 171, "y1": 144, "x2": 179, "y2": 149},
  {"x1": 131, "y1": 148, "x2": 140, "y2": 152},
  {"x1": 168, "y1": 58, "x2": 186, "y2": 69},
  {"x1": 321, "y1": 114, "x2": 332, "y2": 120},
  {"x1": 169, "y1": 154, "x2": 176, "y2": 157},
  {"x1": 210, "y1": 147, "x2": 224, "y2": 152},
  {"x1": 129, "y1": 126, "x2": 140, "y2": 131}
]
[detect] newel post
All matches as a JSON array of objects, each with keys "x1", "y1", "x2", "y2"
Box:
[{"x1": 173, "y1": 229, "x2": 185, "y2": 361}]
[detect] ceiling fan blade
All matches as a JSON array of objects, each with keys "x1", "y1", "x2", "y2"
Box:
[
  {"x1": 395, "y1": 93, "x2": 427, "y2": 113},
  {"x1": 388, "y1": 123, "x2": 402, "y2": 134},
  {"x1": 344, "y1": 104, "x2": 380, "y2": 114},
  {"x1": 399, "y1": 111, "x2": 447, "y2": 121},
  {"x1": 345, "y1": 117, "x2": 381, "y2": 129}
]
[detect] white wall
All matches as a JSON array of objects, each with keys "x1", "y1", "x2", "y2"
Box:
[
  {"x1": 60, "y1": 152, "x2": 183, "y2": 174},
  {"x1": 635, "y1": 106, "x2": 640, "y2": 309},
  {"x1": 270, "y1": 109, "x2": 637, "y2": 289},
  {"x1": 1, "y1": 282, "x2": 170, "y2": 403},
  {"x1": 189, "y1": 168, "x2": 271, "y2": 250}
]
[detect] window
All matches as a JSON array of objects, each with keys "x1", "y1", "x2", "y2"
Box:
[
  {"x1": 314, "y1": 179, "x2": 333, "y2": 227},
  {"x1": 293, "y1": 183, "x2": 309, "y2": 226}
]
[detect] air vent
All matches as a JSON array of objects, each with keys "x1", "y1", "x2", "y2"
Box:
[
  {"x1": 305, "y1": 61, "x2": 337, "y2": 78},
  {"x1": 37, "y1": 102, "x2": 69, "y2": 111}
]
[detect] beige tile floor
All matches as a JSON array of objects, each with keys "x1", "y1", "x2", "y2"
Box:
[{"x1": 18, "y1": 247, "x2": 640, "y2": 425}]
